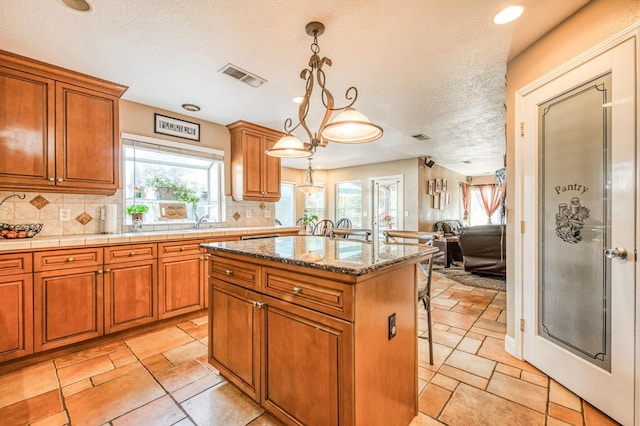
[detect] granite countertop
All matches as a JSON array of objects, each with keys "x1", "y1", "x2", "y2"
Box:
[
  {"x1": 0, "y1": 226, "x2": 299, "y2": 252},
  {"x1": 202, "y1": 235, "x2": 439, "y2": 276}
]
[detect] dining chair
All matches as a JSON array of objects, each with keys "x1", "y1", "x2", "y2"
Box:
[
  {"x1": 313, "y1": 219, "x2": 334, "y2": 236},
  {"x1": 335, "y1": 217, "x2": 352, "y2": 229},
  {"x1": 383, "y1": 230, "x2": 442, "y2": 365}
]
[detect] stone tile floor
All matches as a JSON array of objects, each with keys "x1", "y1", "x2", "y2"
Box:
[{"x1": 0, "y1": 271, "x2": 620, "y2": 425}]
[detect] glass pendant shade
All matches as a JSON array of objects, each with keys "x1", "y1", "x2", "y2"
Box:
[
  {"x1": 298, "y1": 184, "x2": 323, "y2": 195},
  {"x1": 265, "y1": 134, "x2": 312, "y2": 158},
  {"x1": 298, "y1": 158, "x2": 322, "y2": 194},
  {"x1": 320, "y1": 108, "x2": 383, "y2": 144}
]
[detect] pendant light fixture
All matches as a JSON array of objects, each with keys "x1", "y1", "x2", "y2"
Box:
[
  {"x1": 266, "y1": 21, "x2": 383, "y2": 158},
  {"x1": 298, "y1": 158, "x2": 323, "y2": 195}
]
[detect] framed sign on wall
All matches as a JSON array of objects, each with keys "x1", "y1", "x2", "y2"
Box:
[{"x1": 154, "y1": 113, "x2": 200, "y2": 141}]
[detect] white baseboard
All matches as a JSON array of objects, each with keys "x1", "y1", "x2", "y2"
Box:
[{"x1": 504, "y1": 334, "x2": 520, "y2": 359}]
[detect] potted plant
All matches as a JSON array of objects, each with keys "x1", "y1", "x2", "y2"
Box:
[
  {"x1": 126, "y1": 204, "x2": 149, "y2": 221},
  {"x1": 301, "y1": 209, "x2": 319, "y2": 233},
  {"x1": 145, "y1": 176, "x2": 178, "y2": 200},
  {"x1": 383, "y1": 214, "x2": 394, "y2": 229},
  {"x1": 174, "y1": 185, "x2": 201, "y2": 216}
]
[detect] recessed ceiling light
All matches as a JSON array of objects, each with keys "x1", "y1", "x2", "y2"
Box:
[
  {"x1": 292, "y1": 96, "x2": 304, "y2": 104},
  {"x1": 57, "y1": 0, "x2": 93, "y2": 12},
  {"x1": 493, "y1": 5, "x2": 524, "y2": 25},
  {"x1": 181, "y1": 103, "x2": 200, "y2": 112}
]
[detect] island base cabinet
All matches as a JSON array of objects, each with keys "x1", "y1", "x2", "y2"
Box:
[
  {"x1": 0, "y1": 273, "x2": 33, "y2": 362},
  {"x1": 262, "y1": 296, "x2": 353, "y2": 426},
  {"x1": 209, "y1": 282, "x2": 261, "y2": 402},
  {"x1": 34, "y1": 267, "x2": 103, "y2": 352}
]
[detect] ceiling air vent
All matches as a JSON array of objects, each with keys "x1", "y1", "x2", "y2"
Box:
[
  {"x1": 411, "y1": 133, "x2": 431, "y2": 141},
  {"x1": 219, "y1": 63, "x2": 267, "y2": 88}
]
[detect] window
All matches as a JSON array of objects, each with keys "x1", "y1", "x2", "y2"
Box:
[
  {"x1": 469, "y1": 187, "x2": 501, "y2": 226},
  {"x1": 275, "y1": 182, "x2": 296, "y2": 226},
  {"x1": 304, "y1": 184, "x2": 325, "y2": 221},
  {"x1": 335, "y1": 181, "x2": 362, "y2": 227},
  {"x1": 124, "y1": 140, "x2": 224, "y2": 224}
]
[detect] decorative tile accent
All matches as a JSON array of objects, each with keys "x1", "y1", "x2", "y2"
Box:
[
  {"x1": 233, "y1": 212, "x2": 241, "y2": 221},
  {"x1": 30, "y1": 195, "x2": 49, "y2": 210},
  {"x1": 75, "y1": 212, "x2": 93, "y2": 226},
  {"x1": 259, "y1": 202, "x2": 266, "y2": 209}
]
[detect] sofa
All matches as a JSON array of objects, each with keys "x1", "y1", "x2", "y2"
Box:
[
  {"x1": 433, "y1": 219, "x2": 467, "y2": 236},
  {"x1": 457, "y1": 225, "x2": 506, "y2": 277}
]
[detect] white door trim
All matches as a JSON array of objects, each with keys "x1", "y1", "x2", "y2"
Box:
[{"x1": 513, "y1": 22, "x2": 640, "y2": 425}]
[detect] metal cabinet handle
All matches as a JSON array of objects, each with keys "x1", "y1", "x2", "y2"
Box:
[
  {"x1": 97, "y1": 269, "x2": 103, "y2": 274},
  {"x1": 48, "y1": 177, "x2": 55, "y2": 182},
  {"x1": 225, "y1": 269, "x2": 233, "y2": 276},
  {"x1": 105, "y1": 269, "x2": 111, "y2": 273},
  {"x1": 252, "y1": 301, "x2": 264, "y2": 308},
  {"x1": 292, "y1": 286, "x2": 302, "y2": 294},
  {"x1": 129, "y1": 251, "x2": 136, "y2": 256},
  {"x1": 57, "y1": 177, "x2": 64, "y2": 182},
  {"x1": 180, "y1": 247, "x2": 185, "y2": 251},
  {"x1": 605, "y1": 247, "x2": 627, "y2": 260},
  {"x1": 66, "y1": 257, "x2": 74, "y2": 262}
]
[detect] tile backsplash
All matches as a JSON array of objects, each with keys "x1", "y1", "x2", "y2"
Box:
[{"x1": 0, "y1": 191, "x2": 276, "y2": 236}]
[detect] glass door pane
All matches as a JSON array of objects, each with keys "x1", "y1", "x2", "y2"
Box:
[{"x1": 538, "y1": 73, "x2": 612, "y2": 371}]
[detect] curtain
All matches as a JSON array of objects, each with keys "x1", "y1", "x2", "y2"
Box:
[
  {"x1": 460, "y1": 182, "x2": 471, "y2": 221},
  {"x1": 476, "y1": 184, "x2": 502, "y2": 224}
]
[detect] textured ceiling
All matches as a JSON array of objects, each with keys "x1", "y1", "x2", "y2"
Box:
[{"x1": 1, "y1": 0, "x2": 589, "y2": 175}]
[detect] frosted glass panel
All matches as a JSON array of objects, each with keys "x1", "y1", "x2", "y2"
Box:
[{"x1": 538, "y1": 73, "x2": 611, "y2": 371}]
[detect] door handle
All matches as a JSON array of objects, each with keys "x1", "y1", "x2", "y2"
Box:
[{"x1": 604, "y1": 247, "x2": 627, "y2": 260}]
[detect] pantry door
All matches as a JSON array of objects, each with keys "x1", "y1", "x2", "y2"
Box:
[{"x1": 519, "y1": 38, "x2": 635, "y2": 425}]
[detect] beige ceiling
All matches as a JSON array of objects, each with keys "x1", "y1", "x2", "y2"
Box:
[{"x1": 1, "y1": 0, "x2": 589, "y2": 175}]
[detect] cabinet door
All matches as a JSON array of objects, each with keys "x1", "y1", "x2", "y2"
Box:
[
  {"x1": 55, "y1": 82, "x2": 119, "y2": 192},
  {"x1": 262, "y1": 296, "x2": 353, "y2": 426},
  {"x1": 104, "y1": 260, "x2": 157, "y2": 334},
  {"x1": 209, "y1": 281, "x2": 261, "y2": 402},
  {"x1": 0, "y1": 273, "x2": 33, "y2": 362},
  {"x1": 262, "y1": 135, "x2": 281, "y2": 201},
  {"x1": 158, "y1": 254, "x2": 205, "y2": 319},
  {"x1": 243, "y1": 130, "x2": 265, "y2": 199},
  {"x1": 0, "y1": 66, "x2": 55, "y2": 187},
  {"x1": 34, "y1": 267, "x2": 103, "y2": 352}
]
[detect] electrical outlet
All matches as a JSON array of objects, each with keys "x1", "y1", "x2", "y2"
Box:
[
  {"x1": 388, "y1": 313, "x2": 397, "y2": 340},
  {"x1": 405, "y1": 210, "x2": 409, "y2": 217},
  {"x1": 246, "y1": 209, "x2": 252, "y2": 218},
  {"x1": 59, "y1": 208, "x2": 71, "y2": 221}
]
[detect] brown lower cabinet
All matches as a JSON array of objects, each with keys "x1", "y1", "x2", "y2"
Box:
[
  {"x1": 0, "y1": 272, "x2": 33, "y2": 362},
  {"x1": 158, "y1": 240, "x2": 207, "y2": 319},
  {"x1": 104, "y1": 244, "x2": 157, "y2": 334},
  {"x1": 34, "y1": 265, "x2": 104, "y2": 352},
  {"x1": 0, "y1": 231, "x2": 291, "y2": 362}
]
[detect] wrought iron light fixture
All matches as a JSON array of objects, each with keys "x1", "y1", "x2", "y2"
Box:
[
  {"x1": 298, "y1": 158, "x2": 323, "y2": 195},
  {"x1": 266, "y1": 21, "x2": 383, "y2": 158}
]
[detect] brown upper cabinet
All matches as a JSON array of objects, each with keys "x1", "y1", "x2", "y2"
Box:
[
  {"x1": 228, "y1": 121, "x2": 282, "y2": 201},
  {"x1": 0, "y1": 50, "x2": 127, "y2": 195}
]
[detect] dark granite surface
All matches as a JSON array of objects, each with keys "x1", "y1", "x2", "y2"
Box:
[{"x1": 201, "y1": 236, "x2": 438, "y2": 276}]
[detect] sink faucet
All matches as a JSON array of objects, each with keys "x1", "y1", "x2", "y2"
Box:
[{"x1": 194, "y1": 214, "x2": 209, "y2": 229}]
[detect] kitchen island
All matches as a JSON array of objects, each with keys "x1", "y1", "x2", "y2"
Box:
[{"x1": 202, "y1": 236, "x2": 438, "y2": 426}]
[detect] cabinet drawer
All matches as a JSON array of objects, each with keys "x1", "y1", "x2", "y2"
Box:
[
  {"x1": 159, "y1": 240, "x2": 203, "y2": 257},
  {"x1": 0, "y1": 252, "x2": 32, "y2": 275},
  {"x1": 105, "y1": 244, "x2": 156, "y2": 264},
  {"x1": 209, "y1": 256, "x2": 260, "y2": 291},
  {"x1": 263, "y1": 267, "x2": 353, "y2": 321},
  {"x1": 35, "y1": 248, "x2": 102, "y2": 271}
]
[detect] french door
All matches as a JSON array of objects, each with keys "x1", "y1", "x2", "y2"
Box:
[{"x1": 518, "y1": 38, "x2": 635, "y2": 425}]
